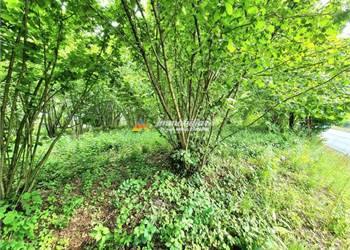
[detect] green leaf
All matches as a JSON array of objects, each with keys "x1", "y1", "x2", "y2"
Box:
[
  {"x1": 267, "y1": 24, "x2": 275, "y2": 33},
  {"x1": 247, "y1": 6, "x2": 259, "y2": 15},
  {"x1": 3, "y1": 211, "x2": 16, "y2": 225},
  {"x1": 256, "y1": 20, "x2": 266, "y2": 31},
  {"x1": 225, "y1": 3, "x2": 233, "y2": 15},
  {"x1": 256, "y1": 79, "x2": 265, "y2": 88},
  {"x1": 4, "y1": 0, "x2": 21, "y2": 9},
  {"x1": 227, "y1": 40, "x2": 236, "y2": 53}
]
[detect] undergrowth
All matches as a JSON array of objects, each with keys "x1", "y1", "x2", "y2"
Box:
[{"x1": 0, "y1": 129, "x2": 349, "y2": 249}]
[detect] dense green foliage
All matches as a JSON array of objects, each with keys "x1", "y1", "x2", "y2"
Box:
[
  {"x1": 0, "y1": 0, "x2": 122, "y2": 199},
  {"x1": 1, "y1": 0, "x2": 350, "y2": 199},
  {"x1": 0, "y1": 130, "x2": 349, "y2": 249},
  {"x1": 1, "y1": 0, "x2": 350, "y2": 249},
  {"x1": 120, "y1": 0, "x2": 350, "y2": 170}
]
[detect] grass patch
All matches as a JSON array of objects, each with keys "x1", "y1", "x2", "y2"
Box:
[{"x1": 1, "y1": 129, "x2": 349, "y2": 249}]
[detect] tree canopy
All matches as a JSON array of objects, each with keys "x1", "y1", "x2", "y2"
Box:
[{"x1": 1, "y1": 0, "x2": 350, "y2": 199}]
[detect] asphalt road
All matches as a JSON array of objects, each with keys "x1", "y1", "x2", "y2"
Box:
[{"x1": 321, "y1": 129, "x2": 350, "y2": 156}]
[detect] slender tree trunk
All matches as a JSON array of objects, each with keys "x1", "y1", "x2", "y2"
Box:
[{"x1": 289, "y1": 112, "x2": 295, "y2": 130}]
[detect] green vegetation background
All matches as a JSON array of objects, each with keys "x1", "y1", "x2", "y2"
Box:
[{"x1": 1, "y1": 129, "x2": 349, "y2": 249}]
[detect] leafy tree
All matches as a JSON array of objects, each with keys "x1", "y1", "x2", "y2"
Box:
[
  {"x1": 0, "y1": 0, "x2": 116, "y2": 200},
  {"x1": 120, "y1": 0, "x2": 350, "y2": 172}
]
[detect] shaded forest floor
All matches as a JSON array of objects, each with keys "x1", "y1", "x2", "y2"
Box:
[{"x1": 1, "y1": 129, "x2": 350, "y2": 249}]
